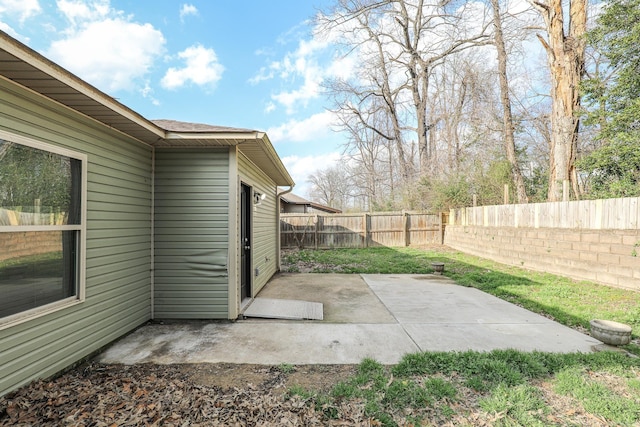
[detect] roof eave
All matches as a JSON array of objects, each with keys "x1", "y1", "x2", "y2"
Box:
[
  {"x1": 160, "y1": 131, "x2": 295, "y2": 187},
  {"x1": 0, "y1": 30, "x2": 295, "y2": 187},
  {"x1": 0, "y1": 30, "x2": 164, "y2": 144},
  {"x1": 242, "y1": 132, "x2": 294, "y2": 187}
]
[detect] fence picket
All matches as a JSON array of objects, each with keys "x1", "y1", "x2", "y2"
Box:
[
  {"x1": 281, "y1": 212, "x2": 442, "y2": 249},
  {"x1": 448, "y1": 197, "x2": 640, "y2": 230}
]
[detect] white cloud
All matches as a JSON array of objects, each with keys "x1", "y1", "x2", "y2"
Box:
[
  {"x1": 0, "y1": 21, "x2": 19, "y2": 38},
  {"x1": 267, "y1": 38, "x2": 329, "y2": 113},
  {"x1": 271, "y1": 72, "x2": 322, "y2": 114},
  {"x1": 41, "y1": 1, "x2": 166, "y2": 93},
  {"x1": 47, "y1": 17, "x2": 165, "y2": 92},
  {"x1": 179, "y1": 3, "x2": 197, "y2": 21},
  {"x1": 56, "y1": 0, "x2": 110, "y2": 27},
  {"x1": 248, "y1": 65, "x2": 274, "y2": 85},
  {"x1": 250, "y1": 26, "x2": 356, "y2": 114},
  {"x1": 140, "y1": 82, "x2": 160, "y2": 106},
  {"x1": 0, "y1": 0, "x2": 41, "y2": 23},
  {"x1": 264, "y1": 102, "x2": 276, "y2": 114},
  {"x1": 266, "y1": 111, "x2": 336, "y2": 143},
  {"x1": 161, "y1": 44, "x2": 224, "y2": 91},
  {"x1": 282, "y1": 152, "x2": 342, "y2": 196}
]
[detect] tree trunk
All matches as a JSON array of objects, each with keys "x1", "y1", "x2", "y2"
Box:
[
  {"x1": 533, "y1": 0, "x2": 587, "y2": 201},
  {"x1": 368, "y1": 25, "x2": 413, "y2": 183},
  {"x1": 491, "y1": 0, "x2": 529, "y2": 203}
]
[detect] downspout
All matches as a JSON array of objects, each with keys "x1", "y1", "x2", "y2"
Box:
[
  {"x1": 150, "y1": 146, "x2": 155, "y2": 320},
  {"x1": 276, "y1": 185, "x2": 294, "y2": 271}
]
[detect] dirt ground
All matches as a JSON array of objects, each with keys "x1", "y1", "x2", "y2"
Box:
[
  {"x1": 0, "y1": 361, "x2": 617, "y2": 426},
  {"x1": 183, "y1": 362, "x2": 358, "y2": 392},
  {"x1": 0, "y1": 362, "x2": 367, "y2": 426}
]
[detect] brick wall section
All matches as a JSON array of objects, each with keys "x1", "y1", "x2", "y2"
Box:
[
  {"x1": 444, "y1": 225, "x2": 640, "y2": 291},
  {"x1": 0, "y1": 231, "x2": 61, "y2": 262}
]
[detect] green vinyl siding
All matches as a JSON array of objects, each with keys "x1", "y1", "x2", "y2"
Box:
[
  {"x1": 154, "y1": 149, "x2": 230, "y2": 319},
  {"x1": 0, "y1": 78, "x2": 152, "y2": 396},
  {"x1": 238, "y1": 152, "x2": 278, "y2": 295}
]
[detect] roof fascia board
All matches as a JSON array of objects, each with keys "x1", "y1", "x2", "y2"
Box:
[
  {"x1": 254, "y1": 132, "x2": 295, "y2": 186},
  {"x1": 164, "y1": 131, "x2": 294, "y2": 186},
  {"x1": 309, "y1": 203, "x2": 341, "y2": 213},
  {"x1": 164, "y1": 131, "x2": 259, "y2": 142}
]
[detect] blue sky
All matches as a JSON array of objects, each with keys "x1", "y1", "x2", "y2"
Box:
[{"x1": 0, "y1": 0, "x2": 347, "y2": 196}]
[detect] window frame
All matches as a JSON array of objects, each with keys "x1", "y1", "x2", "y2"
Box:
[{"x1": 0, "y1": 130, "x2": 87, "y2": 329}]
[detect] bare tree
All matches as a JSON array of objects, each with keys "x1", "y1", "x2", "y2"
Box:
[
  {"x1": 319, "y1": 0, "x2": 493, "y2": 181},
  {"x1": 427, "y1": 51, "x2": 506, "y2": 177},
  {"x1": 308, "y1": 165, "x2": 353, "y2": 211},
  {"x1": 325, "y1": 36, "x2": 414, "y2": 184},
  {"x1": 529, "y1": 0, "x2": 587, "y2": 200},
  {"x1": 392, "y1": 1, "x2": 493, "y2": 175},
  {"x1": 491, "y1": 0, "x2": 529, "y2": 203}
]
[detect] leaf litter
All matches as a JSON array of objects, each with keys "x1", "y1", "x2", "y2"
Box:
[
  {"x1": 0, "y1": 361, "x2": 631, "y2": 426},
  {"x1": 0, "y1": 362, "x2": 369, "y2": 426}
]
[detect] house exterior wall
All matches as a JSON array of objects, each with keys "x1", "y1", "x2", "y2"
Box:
[
  {"x1": 0, "y1": 78, "x2": 152, "y2": 396},
  {"x1": 281, "y1": 203, "x2": 307, "y2": 214},
  {"x1": 153, "y1": 149, "x2": 230, "y2": 319},
  {"x1": 238, "y1": 151, "x2": 279, "y2": 296}
]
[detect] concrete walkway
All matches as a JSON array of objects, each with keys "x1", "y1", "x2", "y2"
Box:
[{"x1": 97, "y1": 274, "x2": 601, "y2": 365}]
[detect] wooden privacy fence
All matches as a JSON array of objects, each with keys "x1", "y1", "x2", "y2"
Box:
[
  {"x1": 280, "y1": 212, "x2": 445, "y2": 249},
  {"x1": 0, "y1": 207, "x2": 67, "y2": 226},
  {"x1": 449, "y1": 196, "x2": 640, "y2": 230}
]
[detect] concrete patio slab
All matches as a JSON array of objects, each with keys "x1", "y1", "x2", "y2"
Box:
[
  {"x1": 253, "y1": 273, "x2": 396, "y2": 323},
  {"x1": 403, "y1": 323, "x2": 599, "y2": 353},
  {"x1": 362, "y1": 274, "x2": 555, "y2": 325},
  {"x1": 98, "y1": 322, "x2": 420, "y2": 365},
  {"x1": 362, "y1": 275, "x2": 600, "y2": 353},
  {"x1": 97, "y1": 273, "x2": 601, "y2": 366}
]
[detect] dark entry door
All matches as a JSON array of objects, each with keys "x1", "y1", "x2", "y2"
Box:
[{"x1": 240, "y1": 183, "x2": 252, "y2": 300}]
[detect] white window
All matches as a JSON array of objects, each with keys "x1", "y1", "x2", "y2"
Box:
[{"x1": 0, "y1": 131, "x2": 86, "y2": 327}]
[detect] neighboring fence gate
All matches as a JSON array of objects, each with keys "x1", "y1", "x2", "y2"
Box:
[{"x1": 280, "y1": 212, "x2": 446, "y2": 249}]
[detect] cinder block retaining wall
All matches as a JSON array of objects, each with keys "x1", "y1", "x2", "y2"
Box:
[
  {"x1": 444, "y1": 225, "x2": 640, "y2": 291},
  {"x1": 0, "y1": 231, "x2": 61, "y2": 262}
]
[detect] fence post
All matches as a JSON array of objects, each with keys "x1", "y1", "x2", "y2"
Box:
[
  {"x1": 363, "y1": 213, "x2": 369, "y2": 248},
  {"x1": 314, "y1": 214, "x2": 319, "y2": 250},
  {"x1": 439, "y1": 212, "x2": 444, "y2": 245},
  {"x1": 403, "y1": 212, "x2": 409, "y2": 247},
  {"x1": 34, "y1": 198, "x2": 41, "y2": 225}
]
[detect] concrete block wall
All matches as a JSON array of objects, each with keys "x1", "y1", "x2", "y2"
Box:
[
  {"x1": 0, "y1": 231, "x2": 61, "y2": 262},
  {"x1": 444, "y1": 225, "x2": 640, "y2": 291}
]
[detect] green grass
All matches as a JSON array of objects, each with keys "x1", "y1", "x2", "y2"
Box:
[
  {"x1": 282, "y1": 247, "x2": 640, "y2": 425},
  {"x1": 554, "y1": 367, "x2": 640, "y2": 425},
  {"x1": 277, "y1": 363, "x2": 295, "y2": 374},
  {"x1": 479, "y1": 383, "x2": 549, "y2": 426},
  {"x1": 288, "y1": 352, "x2": 640, "y2": 426},
  {"x1": 283, "y1": 246, "x2": 441, "y2": 274},
  {"x1": 0, "y1": 251, "x2": 63, "y2": 278}
]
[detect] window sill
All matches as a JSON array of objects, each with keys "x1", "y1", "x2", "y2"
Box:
[{"x1": 0, "y1": 297, "x2": 84, "y2": 331}]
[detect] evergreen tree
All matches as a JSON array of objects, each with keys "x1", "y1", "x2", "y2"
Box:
[{"x1": 580, "y1": 0, "x2": 640, "y2": 197}]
